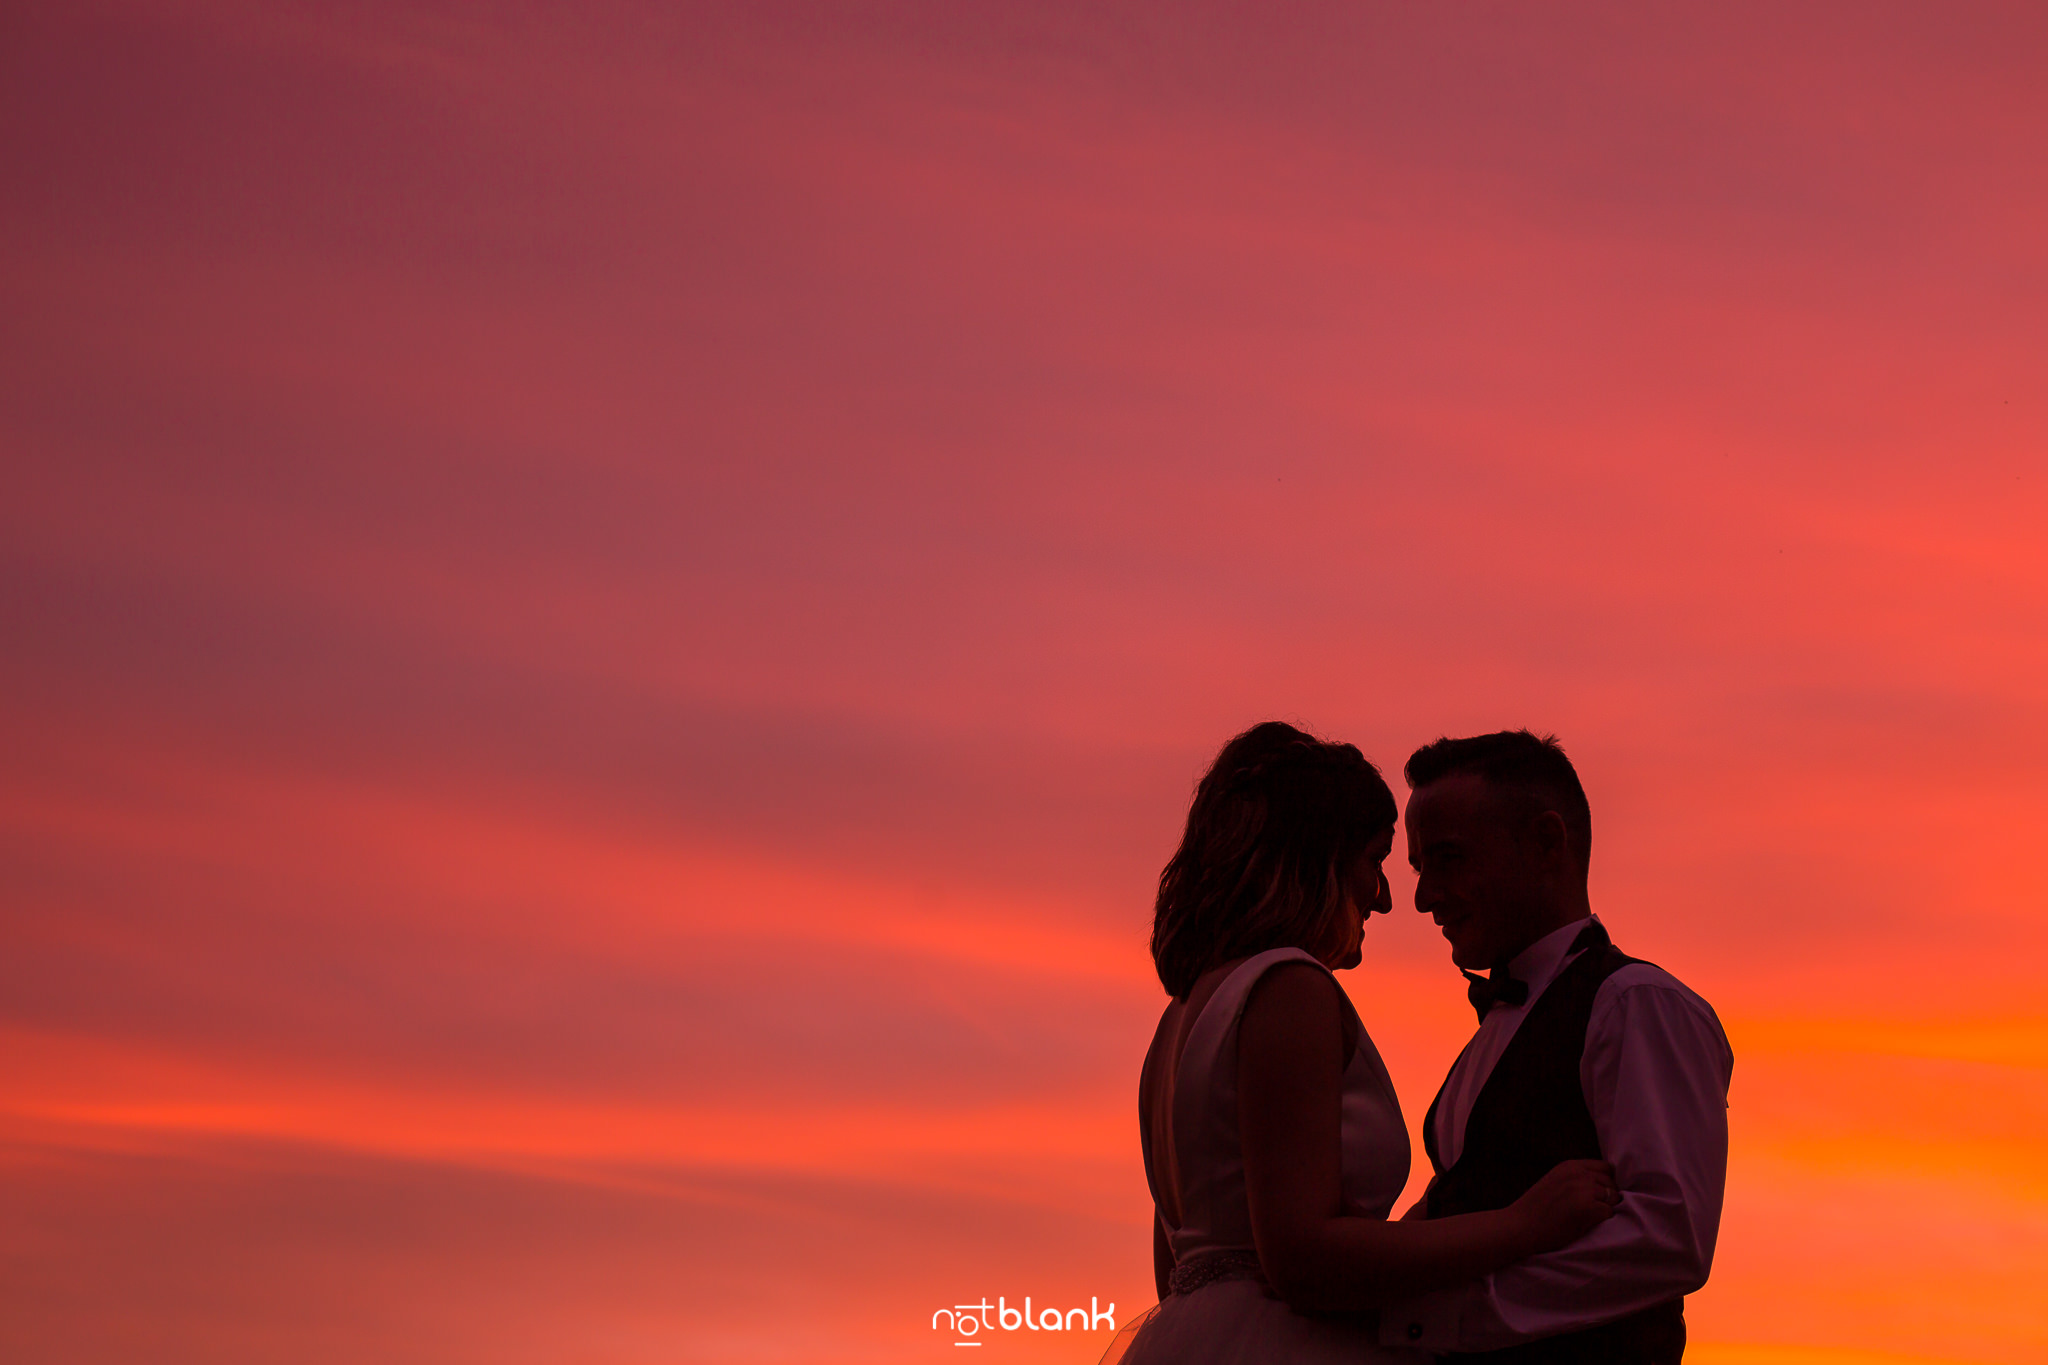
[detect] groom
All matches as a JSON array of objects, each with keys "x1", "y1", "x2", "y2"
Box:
[{"x1": 1380, "y1": 731, "x2": 1733, "y2": 1364}]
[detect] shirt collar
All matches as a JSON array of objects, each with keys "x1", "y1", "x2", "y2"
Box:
[{"x1": 1504, "y1": 912, "x2": 1600, "y2": 998}]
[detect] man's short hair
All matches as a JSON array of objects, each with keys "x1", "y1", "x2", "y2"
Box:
[{"x1": 1404, "y1": 729, "x2": 1592, "y2": 869}]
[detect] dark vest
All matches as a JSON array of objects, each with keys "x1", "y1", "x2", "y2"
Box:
[{"x1": 1419, "y1": 925, "x2": 1687, "y2": 1365}]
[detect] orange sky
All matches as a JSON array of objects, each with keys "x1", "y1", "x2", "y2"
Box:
[{"x1": 4, "y1": 3, "x2": 2046, "y2": 1363}]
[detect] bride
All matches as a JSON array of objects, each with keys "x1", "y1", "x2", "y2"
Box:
[{"x1": 1104, "y1": 722, "x2": 1617, "y2": 1364}]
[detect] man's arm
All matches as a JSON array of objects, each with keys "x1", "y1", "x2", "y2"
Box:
[{"x1": 1383, "y1": 973, "x2": 1734, "y2": 1351}]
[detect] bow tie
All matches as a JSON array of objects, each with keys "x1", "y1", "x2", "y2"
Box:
[
  {"x1": 1463, "y1": 968, "x2": 1528, "y2": 1021},
  {"x1": 1461, "y1": 921, "x2": 1611, "y2": 1022}
]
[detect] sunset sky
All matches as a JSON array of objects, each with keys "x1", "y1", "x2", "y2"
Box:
[{"x1": 3, "y1": 3, "x2": 2046, "y2": 1363}]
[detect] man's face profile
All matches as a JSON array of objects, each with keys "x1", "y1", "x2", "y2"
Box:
[{"x1": 1405, "y1": 772, "x2": 1544, "y2": 970}]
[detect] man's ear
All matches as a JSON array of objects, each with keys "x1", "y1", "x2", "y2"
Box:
[{"x1": 1529, "y1": 809, "x2": 1570, "y2": 868}]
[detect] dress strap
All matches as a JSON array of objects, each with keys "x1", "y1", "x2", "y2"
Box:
[{"x1": 1172, "y1": 948, "x2": 1335, "y2": 1107}]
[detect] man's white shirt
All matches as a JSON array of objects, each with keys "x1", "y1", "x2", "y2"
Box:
[{"x1": 1381, "y1": 914, "x2": 1735, "y2": 1352}]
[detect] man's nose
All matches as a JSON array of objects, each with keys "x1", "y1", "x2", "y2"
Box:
[{"x1": 1413, "y1": 872, "x2": 1442, "y2": 913}]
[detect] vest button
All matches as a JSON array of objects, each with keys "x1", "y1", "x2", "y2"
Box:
[{"x1": 1407, "y1": 1323, "x2": 1424, "y2": 1340}]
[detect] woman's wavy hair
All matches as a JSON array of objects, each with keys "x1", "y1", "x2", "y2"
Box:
[{"x1": 1150, "y1": 721, "x2": 1398, "y2": 998}]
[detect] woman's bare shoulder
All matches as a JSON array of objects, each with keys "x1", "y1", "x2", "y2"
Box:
[
  {"x1": 1238, "y1": 957, "x2": 1358, "y2": 1066},
  {"x1": 1240, "y1": 956, "x2": 1343, "y2": 1020}
]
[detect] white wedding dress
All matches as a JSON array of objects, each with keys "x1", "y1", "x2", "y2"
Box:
[{"x1": 1102, "y1": 948, "x2": 1428, "y2": 1365}]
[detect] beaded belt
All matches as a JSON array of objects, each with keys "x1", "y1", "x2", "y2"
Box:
[{"x1": 1167, "y1": 1249, "x2": 1268, "y2": 1296}]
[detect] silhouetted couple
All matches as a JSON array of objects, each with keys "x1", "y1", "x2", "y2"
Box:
[{"x1": 1105, "y1": 725, "x2": 1732, "y2": 1365}]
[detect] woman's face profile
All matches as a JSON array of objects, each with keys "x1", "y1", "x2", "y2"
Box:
[{"x1": 1325, "y1": 825, "x2": 1396, "y2": 969}]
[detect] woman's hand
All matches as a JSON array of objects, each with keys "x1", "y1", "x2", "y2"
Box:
[{"x1": 1508, "y1": 1159, "x2": 1620, "y2": 1253}]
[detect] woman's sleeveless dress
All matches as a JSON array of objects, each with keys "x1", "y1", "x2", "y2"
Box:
[{"x1": 1102, "y1": 948, "x2": 1428, "y2": 1365}]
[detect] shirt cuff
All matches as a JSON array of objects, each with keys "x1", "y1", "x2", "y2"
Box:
[{"x1": 1378, "y1": 1287, "x2": 1468, "y2": 1351}]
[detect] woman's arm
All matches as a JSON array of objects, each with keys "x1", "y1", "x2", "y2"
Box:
[{"x1": 1237, "y1": 962, "x2": 1615, "y2": 1313}]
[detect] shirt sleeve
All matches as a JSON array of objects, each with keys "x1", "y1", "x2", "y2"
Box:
[{"x1": 1381, "y1": 972, "x2": 1734, "y2": 1352}]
